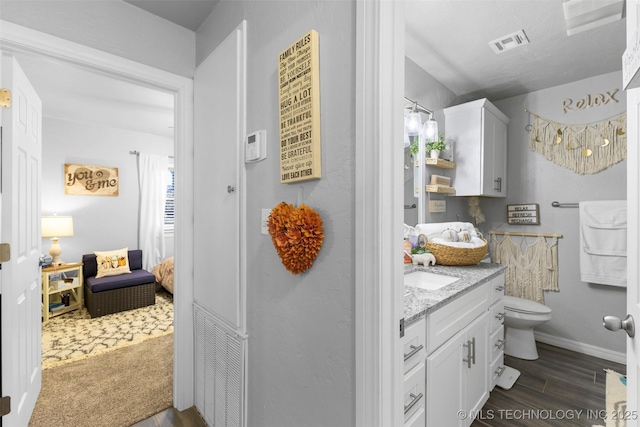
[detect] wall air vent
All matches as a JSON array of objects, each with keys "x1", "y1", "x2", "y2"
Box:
[{"x1": 489, "y1": 30, "x2": 530, "y2": 54}]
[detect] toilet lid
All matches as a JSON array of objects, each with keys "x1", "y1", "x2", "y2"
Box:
[{"x1": 503, "y1": 295, "x2": 552, "y2": 315}]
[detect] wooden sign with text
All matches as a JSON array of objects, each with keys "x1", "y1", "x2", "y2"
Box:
[
  {"x1": 64, "y1": 163, "x2": 119, "y2": 196},
  {"x1": 507, "y1": 203, "x2": 539, "y2": 225},
  {"x1": 278, "y1": 30, "x2": 321, "y2": 183}
]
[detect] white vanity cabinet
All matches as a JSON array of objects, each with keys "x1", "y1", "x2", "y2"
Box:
[
  {"x1": 444, "y1": 98, "x2": 509, "y2": 198},
  {"x1": 488, "y1": 274, "x2": 506, "y2": 390},
  {"x1": 425, "y1": 283, "x2": 490, "y2": 427},
  {"x1": 403, "y1": 316, "x2": 426, "y2": 426}
]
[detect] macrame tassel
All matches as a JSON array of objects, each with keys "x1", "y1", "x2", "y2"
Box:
[{"x1": 528, "y1": 112, "x2": 626, "y2": 174}]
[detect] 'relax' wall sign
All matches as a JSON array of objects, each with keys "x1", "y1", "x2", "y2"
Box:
[{"x1": 507, "y1": 203, "x2": 539, "y2": 225}]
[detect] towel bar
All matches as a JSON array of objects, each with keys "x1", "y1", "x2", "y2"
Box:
[{"x1": 551, "y1": 201, "x2": 578, "y2": 208}]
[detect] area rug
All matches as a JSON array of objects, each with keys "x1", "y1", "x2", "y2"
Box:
[
  {"x1": 593, "y1": 369, "x2": 627, "y2": 427},
  {"x1": 42, "y1": 290, "x2": 173, "y2": 370},
  {"x1": 29, "y1": 333, "x2": 173, "y2": 427}
]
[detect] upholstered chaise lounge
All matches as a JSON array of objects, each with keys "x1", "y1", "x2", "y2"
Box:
[{"x1": 82, "y1": 249, "x2": 155, "y2": 318}]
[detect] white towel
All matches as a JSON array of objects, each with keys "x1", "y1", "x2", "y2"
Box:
[
  {"x1": 579, "y1": 200, "x2": 627, "y2": 287},
  {"x1": 414, "y1": 222, "x2": 478, "y2": 242}
]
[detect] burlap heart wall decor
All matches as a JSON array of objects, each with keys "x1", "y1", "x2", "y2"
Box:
[{"x1": 267, "y1": 202, "x2": 324, "y2": 274}]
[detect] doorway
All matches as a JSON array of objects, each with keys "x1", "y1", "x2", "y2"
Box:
[{"x1": 0, "y1": 21, "x2": 195, "y2": 416}]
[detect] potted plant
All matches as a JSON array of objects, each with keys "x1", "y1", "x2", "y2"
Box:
[{"x1": 427, "y1": 133, "x2": 446, "y2": 158}]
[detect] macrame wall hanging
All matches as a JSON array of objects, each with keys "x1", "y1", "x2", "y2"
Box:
[
  {"x1": 527, "y1": 109, "x2": 626, "y2": 175},
  {"x1": 489, "y1": 234, "x2": 559, "y2": 304}
]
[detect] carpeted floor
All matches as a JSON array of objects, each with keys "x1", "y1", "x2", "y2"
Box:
[
  {"x1": 29, "y1": 333, "x2": 174, "y2": 427},
  {"x1": 42, "y1": 290, "x2": 174, "y2": 370}
]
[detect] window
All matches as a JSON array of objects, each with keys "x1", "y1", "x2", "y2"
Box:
[{"x1": 164, "y1": 167, "x2": 175, "y2": 232}]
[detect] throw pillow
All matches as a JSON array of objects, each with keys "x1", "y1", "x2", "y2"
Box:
[{"x1": 95, "y1": 248, "x2": 131, "y2": 278}]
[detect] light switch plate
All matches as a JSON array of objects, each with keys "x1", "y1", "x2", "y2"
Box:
[{"x1": 261, "y1": 209, "x2": 270, "y2": 235}]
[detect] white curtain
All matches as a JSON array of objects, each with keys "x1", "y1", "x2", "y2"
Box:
[{"x1": 138, "y1": 153, "x2": 169, "y2": 271}]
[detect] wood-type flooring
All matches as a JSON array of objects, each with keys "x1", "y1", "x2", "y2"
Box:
[{"x1": 472, "y1": 342, "x2": 626, "y2": 427}]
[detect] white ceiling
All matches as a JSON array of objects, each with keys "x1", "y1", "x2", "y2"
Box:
[
  {"x1": 13, "y1": 1, "x2": 627, "y2": 140},
  {"x1": 122, "y1": 0, "x2": 219, "y2": 32},
  {"x1": 14, "y1": 52, "x2": 175, "y2": 139},
  {"x1": 405, "y1": 0, "x2": 626, "y2": 102}
]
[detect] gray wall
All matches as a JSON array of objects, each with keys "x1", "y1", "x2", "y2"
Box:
[
  {"x1": 488, "y1": 71, "x2": 626, "y2": 354},
  {"x1": 41, "y1": 117, "x2": 174, "y2": 263},
  {"x1": 197, "y1": 2, "x2": 355, "y2": 426},
  {"x1": 404, "y1": 57, "x2": 479, "y2": 226},
  {"x1": 1, "y1": 1, "x2": 195, "y2": 78},
  {"x1": 407, "y1": 58, "x2": 627, "y2": 355}
]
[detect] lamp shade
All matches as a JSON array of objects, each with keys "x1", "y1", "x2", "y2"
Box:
[
  {"x1": 422, "y1": 117, "x2": 439, "y2": 142},
  {"x1": 405, "y1": 112, "x2": 423, "y2": 136},
  {"x1": 41, "y1": 216, "x2": 74, "y2": 238}
]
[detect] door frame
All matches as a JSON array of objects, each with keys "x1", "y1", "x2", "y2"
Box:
[
  {"x1": 0, "y1": 20, "x2": 196, "y2": 411},
  {"x1": 355, "y1": 1, "x2": 404, "y2": 426}
]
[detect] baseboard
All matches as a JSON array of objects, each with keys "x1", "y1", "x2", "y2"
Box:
[{"x1": 534, "y1": 331, "x2": 626, "y2": 365}]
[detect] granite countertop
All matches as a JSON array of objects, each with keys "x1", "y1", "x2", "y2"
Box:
[{"x1": 403, "y1": 262, "x2": 507, "y2": 324}]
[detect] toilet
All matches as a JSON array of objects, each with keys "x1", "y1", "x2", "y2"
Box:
[{"x1": 503, "y1": 295, "x2": 552, "y2": 360}]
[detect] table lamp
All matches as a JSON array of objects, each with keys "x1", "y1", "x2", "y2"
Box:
[{"x1": 41, "y1": 216, "x2": 74, "y2": 265}]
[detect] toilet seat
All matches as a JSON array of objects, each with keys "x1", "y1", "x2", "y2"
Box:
[{"x1": 504, "y1": 295, "x2": 551, "y2": 315}]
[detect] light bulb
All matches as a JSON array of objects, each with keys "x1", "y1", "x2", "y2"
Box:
[
  {"x1": 422, "y1": 117, "x2": 438, "y2": 142},
  {"x1": 405, "y1": 112, "x2": 423, "y2": 136}
]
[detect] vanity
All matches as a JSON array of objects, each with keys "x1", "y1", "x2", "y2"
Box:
[{"x1": 402, "y1": 263, "x2": 506, "y2": 427}]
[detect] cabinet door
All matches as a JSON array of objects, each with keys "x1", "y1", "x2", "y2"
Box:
[
  {"x1": 481, "y1": 109, "x2": 507, "y2": 197},
  {"x1": 463, "y1": 312, "x2": 489, "y2": 426},
  {"x1": 426, "y1": 332, "x2": 464, "y2": 427}
]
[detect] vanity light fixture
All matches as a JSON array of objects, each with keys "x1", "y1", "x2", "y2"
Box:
[{"x1": 404, "y1": 97, "x2": 436, "y2": 146}]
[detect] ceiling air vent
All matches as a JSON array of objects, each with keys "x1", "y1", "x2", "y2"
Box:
[{"x1": 489, "y1": 30, "x2": 529, "y2": 54}]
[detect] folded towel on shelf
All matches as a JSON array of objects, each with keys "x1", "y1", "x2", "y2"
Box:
[{"x1": 579, "y1": 200, "x2": 627, "y2": 287}]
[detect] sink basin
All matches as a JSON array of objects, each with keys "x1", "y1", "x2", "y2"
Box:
[{"x1": 404, "y1": 271, "x2": 459, "y2": 291}]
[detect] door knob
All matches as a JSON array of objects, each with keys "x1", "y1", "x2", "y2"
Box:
[
  {"x1": 227, "y1": 185, "x2": 235, "y2": 193},
  {"x1": 603, "y1": 314, "x2": 635, "y2": 338}
]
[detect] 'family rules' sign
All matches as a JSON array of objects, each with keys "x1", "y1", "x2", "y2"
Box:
[{"x1": 278, "y1": 30, "x2": 321, "y2": 183}]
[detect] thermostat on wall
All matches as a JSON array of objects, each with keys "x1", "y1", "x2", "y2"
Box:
[{"x1": 245, "y1": 130, "x2": 267, "y2": 163}]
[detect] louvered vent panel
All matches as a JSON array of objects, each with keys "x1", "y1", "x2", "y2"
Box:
[{"x1": 195, "y1": 304, "x2": 245, "y2": 427}]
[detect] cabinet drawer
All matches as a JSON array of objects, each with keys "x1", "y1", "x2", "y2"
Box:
[
  {"x1": 490, "y1": 325, "x2": 505, "y2": 363},
  {"x1": 490, "y1": 300, "x2": 505, "y2": 332},
  {"x1": 405, "y1": 407, "x2": 425, "y2": 427},
  {"x1": 404, "y1": 362, "x2": 425, "y2": 422},
  {"x1": 426, "y1": 283, "x2": 489, "y2": 354},
  {"x1": 490, "y1": 355, "x2": 505, "y2": 391},
  {"x1": 490, "y1": 274, "x2": 505, "y2": 305},
  {"x1": 403, "y1": 317, "x2": 426, "y2": 374}
]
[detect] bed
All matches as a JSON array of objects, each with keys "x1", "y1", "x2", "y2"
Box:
[{"x1": 152, "y1": 256, "x2": 174, "y2": 294}]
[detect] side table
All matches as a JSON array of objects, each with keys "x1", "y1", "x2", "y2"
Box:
[{"x1": 41, "y1": 262, "x2": 83, "y2": 323}]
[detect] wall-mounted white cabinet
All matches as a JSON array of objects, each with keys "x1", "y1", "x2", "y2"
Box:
[{"x1": 444, "y1": 99, "x2": 509, "y2": 198}]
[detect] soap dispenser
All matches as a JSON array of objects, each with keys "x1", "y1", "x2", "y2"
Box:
[{"x1": 403, "y1": 238, "x2": 413, "y2": 263}]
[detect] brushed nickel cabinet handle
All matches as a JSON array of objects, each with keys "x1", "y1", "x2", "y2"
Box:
[
  {"x1": 404, "y1": 392, "x2": 423, "y2": 415},
  {"x1": 463, "y1": 340, "x2": 472, "y2": 368},
  {"x1": 403, "y1": 344, "x2": 424, "y2": 362}
]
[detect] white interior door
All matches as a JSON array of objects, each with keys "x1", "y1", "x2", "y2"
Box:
[
  {"x1": 193, "y1": 23, "x2": 246, "y2": 333},
  {"x1": 0, "y1": 54, "x2": 42, "y2": 426}
]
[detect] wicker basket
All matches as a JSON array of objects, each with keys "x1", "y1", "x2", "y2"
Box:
[{"x1": 425, "y1": 237, "x2": 488, "y2": 266}]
